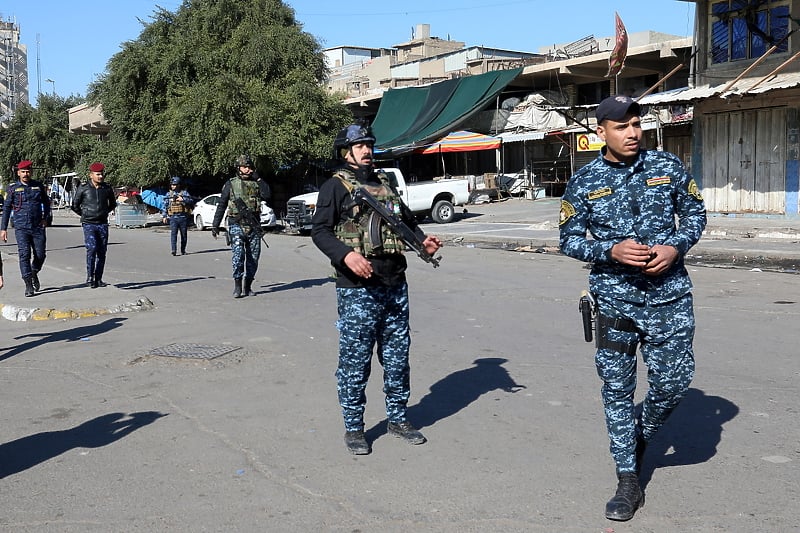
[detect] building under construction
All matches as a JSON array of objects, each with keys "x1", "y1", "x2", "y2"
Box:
[{"x1": 1, "y1": 16, "x2": 28, "y2": 128}]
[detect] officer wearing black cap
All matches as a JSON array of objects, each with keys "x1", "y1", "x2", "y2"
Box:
[
  {"x1": 162, "y1": 176, "x2": 194, "y2": 256},
  {"x1": 559, "y1": 95, "x2": 707, "y2": 521}
]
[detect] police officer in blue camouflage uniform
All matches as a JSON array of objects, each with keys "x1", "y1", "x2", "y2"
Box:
[
  {"x1": 1, "y1": 160, "x2": 51, "y2": 297},
  {"x1": 311, "y1": 124, "x2": 442, "y2": 455},
  {"x1": 71, "y1": 162, "x2": 117, "y2": 288},
  {"x1": 161, "y1": 176, "x2": 194, "y2": 256},
  {"x1": 559, "y1": 95, "x2": 707, "y2": 521},
  {"x1": 211, "y1": 155, "x2": 271, "y2": 298}
]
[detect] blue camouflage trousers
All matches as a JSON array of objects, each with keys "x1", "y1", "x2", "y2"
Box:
[
  {"x1": 595, "y1": 292, "x2": 695, "y2": 474},
  {"x1": 82, "y1": 223, "x2": 109, "y2": 281},
  {"x1": 14, "y1": 226, "x2": 46, "y2": 279},
  {"x1": 228, "y1": 223, "x2": 261, "y2": 280},
  {"x1": 335, "y1": 283, "x2": 411, "y2": 432},
  {"x1": 169, "y1": 213, "x2": 188, "y2": 254}
]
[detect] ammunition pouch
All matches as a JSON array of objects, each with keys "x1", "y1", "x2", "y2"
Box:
[{"x1": 596, "y1": 314, "x2": 639, "y2": 355}]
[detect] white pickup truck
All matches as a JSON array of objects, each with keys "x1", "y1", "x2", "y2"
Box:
[{"x1": 285, "y1": 167, "x2": 470, "y2": 232}]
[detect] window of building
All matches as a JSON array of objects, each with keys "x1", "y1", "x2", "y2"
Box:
[{"x1": 710, "y1": 0, "x2": 790, "y2": 64}]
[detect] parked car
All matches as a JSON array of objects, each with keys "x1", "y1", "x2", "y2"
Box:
[
  {"x1": 285, "y1": 167, "x2": 471, "y2": 232},
  {"x1": 192, "y1": 193, "x2": 276, "y2": 230}
]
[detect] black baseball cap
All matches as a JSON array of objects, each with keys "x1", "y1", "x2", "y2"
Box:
[{"x1": 595, "y1": 95, "x2": 641, "y2": 124}]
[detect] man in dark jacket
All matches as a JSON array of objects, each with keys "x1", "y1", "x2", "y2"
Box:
[
  {"x1": 0, "y1": 160, "x2": 51, "y2": 297},
  {"x1": 71, "y1": 162, "x2": 116, "y2": 288},
  {"x1": 311, "y1": 124, "x2": 441, "y2": 455}
]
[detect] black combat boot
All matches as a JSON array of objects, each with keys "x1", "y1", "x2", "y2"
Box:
[
  {"x1": 243, "y1": 278, "x2": 255, "y2": 296},
  {"x1": 605, "y1": 472, "x2": 643, "y2": 521},
  {"x1": 23, "y1": 277, "x2": 35, "y2": 297},
  {"x1": 387, "y1": 421, "x2": 427, "y2": 445},
  {"x1": 86, "y1": 273, "x2": 93, "y2": 287},
  {"x1": 31, "y1": 272, "x2": 40, "y2": 291},
  {"x1": 344, "y1": 430, "x2": 371, "y2": 455},
  {"x1": 233, "y1": 278, "x2": 243, "y2": 298}
]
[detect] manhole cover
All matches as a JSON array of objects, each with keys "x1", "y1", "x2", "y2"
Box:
[{"x1": 148, "y1": 343, "x2": 242, "y2": 360}]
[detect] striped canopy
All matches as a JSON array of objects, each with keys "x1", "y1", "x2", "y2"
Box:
[{"x1": 415, "y1": 131, "x2": 501, "y2": 154}]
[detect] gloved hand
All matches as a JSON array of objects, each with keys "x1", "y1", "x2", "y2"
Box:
[{"x1": 211, "y1": 227, "x2": 219, "y2": 239}]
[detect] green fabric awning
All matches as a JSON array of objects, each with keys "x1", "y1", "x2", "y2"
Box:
[{"x1": 372, "y1": 68, "x2": 521, "y2": 155}]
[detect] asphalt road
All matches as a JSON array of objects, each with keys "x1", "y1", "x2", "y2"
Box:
[{"x1": 1, "y1": 214, "x2": 798, "y2": 531}]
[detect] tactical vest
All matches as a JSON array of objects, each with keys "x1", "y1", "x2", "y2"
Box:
[
  {"x1": 166, "y1": 191, "x2": 190, "y2": 215},
  {"x1": 334, "y1": 169, "x2": 406, "y2": 257},
  {"x1": 227, "y1": 177, "x2": 260, "y2": 224}
]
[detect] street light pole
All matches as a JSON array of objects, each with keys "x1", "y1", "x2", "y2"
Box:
[{"x1": 45, "y1": 78, "x2": 55, "y2": 95}]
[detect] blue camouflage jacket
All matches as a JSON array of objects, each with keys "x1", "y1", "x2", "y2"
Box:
[{"x1": 559, "y1": 148, "x2": 707, "y2": 305}]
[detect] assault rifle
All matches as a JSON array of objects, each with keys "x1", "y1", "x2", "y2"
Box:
[
  {"x1": 232, "y1": 197, "x2": 269, "y2": 248},
  {"x1": 578, "y1": 290, "x2": 596, "y2": 343},
  {"x1": 350, "y1": 187, "x2": 441, "y2": 268}
]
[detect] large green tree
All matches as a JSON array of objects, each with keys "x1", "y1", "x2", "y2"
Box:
[
  {"x1": 0, "y1": 94, "x2": 99, "y2": 183},
  {"x1": 90, "y1": 0, "x2": 350, "y2": 186}
]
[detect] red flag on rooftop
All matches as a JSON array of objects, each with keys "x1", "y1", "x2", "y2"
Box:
[{"x1": 606, "y1": 12, "x2": 628, "y2": 78}]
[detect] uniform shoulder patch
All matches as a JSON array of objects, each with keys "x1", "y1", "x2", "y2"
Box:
[
  {"x1": 559, "y1": 200, "x2": 576, "y2": 226},
  {"x1": 688, "y1": 178, "x2": 703, "y2": 200},
  {"x1": 587, "y1": 187, "x2": 612, "y2": 200}
]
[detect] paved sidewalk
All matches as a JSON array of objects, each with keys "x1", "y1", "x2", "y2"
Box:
[
  {"x1": 437, "y1": 197, "x2": 800, "y2": 264},
  {"x1": 0, "y1": 272, "x2": 154, "y2": 322},
  {"x1": 0, "y1": 210, "x2": 155, "y2": 321}
]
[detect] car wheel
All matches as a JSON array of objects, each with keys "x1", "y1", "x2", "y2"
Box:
[
  {"x1": 431, "y1": 199, "x2": 455, "y2": 223},
  {"x1": 195, "y1": 214, "x2": 204, "y2": 229}
]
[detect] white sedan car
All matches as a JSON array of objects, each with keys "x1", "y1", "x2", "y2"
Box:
[{"x1": 192, "y1": 193, "x2": 277, "y2": 230}]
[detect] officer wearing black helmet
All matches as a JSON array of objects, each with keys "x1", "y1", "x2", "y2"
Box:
[
  {"x1": 212, "y1": 155, "x2": 271, "y2": 298},
  {"x1": 311, "y1": 123, "x2": 442, "y2": 455},
  {"x1": 161, "y1": 176, "x2": 194, "y2": 256}
]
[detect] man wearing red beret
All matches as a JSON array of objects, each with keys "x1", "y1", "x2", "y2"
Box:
[
  {"x1": 71, "y1": 162, "x2": 116, "y2": 288},
  {"x1": 1, "y1": 160, "x2": 51, "y2": 297}
]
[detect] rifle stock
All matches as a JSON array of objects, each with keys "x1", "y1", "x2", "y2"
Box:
[
  {"x1": 351, "y1": 188, "x2": 440, "y2": 268},
  {"x1": 232, "y1": 197, "x2": 269, "y2": 248}
]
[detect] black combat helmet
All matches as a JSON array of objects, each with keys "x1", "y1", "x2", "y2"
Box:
[
  {"x1": 170, "y1": 176, "x2": 181, "y2": 186},
  {"x1": 333, "y1": 124, "x2": 376, "y2": 156}
]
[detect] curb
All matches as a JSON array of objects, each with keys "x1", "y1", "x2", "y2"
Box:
[{"x1": 0, "y1": 296, "x2": 156, "y2": 322}]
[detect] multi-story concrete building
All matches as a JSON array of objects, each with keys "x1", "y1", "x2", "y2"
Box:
[
  {"x1": 0, "y1": 17, "x2": 28, "y2": 127},
  {"x1": 326, "y1": 24, "x2": 543, "y2": 118},
  {"x1": 640, "y1": 0, "x2": 800, "y2": 217},
  {"x1": 363, "y1": 28, "x2": 694, "y2": 196}
]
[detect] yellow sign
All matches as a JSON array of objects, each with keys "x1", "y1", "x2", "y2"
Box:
[{"x1": 577, "y1": 133, "x2": 605, "y2": 152}]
